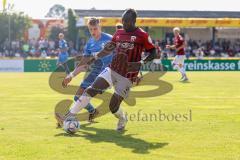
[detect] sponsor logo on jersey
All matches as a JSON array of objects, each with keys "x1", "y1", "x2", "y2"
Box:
[
  {"x1": 131, "y1": 36, "x2": 136, "y2": 42},
  {"x1": 116, "y1": 42, "x2": 134, "y2": 50}
]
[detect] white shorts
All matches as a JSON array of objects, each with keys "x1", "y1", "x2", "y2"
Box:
[
  {"x1": 153, "y1": 59, "x2": 162, "y2": 64},
  {"x1": 98, "y1": 67, "x2": 132, "y2": 99},
  {"x1": 172, "y1": 55, "x2": 186, "y2": 66}
]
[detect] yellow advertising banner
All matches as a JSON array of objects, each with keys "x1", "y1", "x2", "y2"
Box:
[{"x1": 84, "y1": 17, "x2": 240, "y2": 27}]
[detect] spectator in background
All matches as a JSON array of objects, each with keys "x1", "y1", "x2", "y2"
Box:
[
  {"x1": 29, "y1": 47, "x2": 36, "y2": 57},
  {"x1": 196, "y1": 48, "x2": 204, "y2": 60},
  {"x1": 41, "y1": 50, "x2": 47, "y2": 58},
  {"x1": 22, "y1": 42, "x2": 30, "y2": 58},
  {"x1": 49, "y1": 40, "x2": 55, "y2": 50},
  {"x1": 115, "y1": 23, "x2": 123, "y2": 30},
  {"x1": 38, "y1": 37, "x2": 46, "y2": 53},
  {"x1": 57, "y1": 33, "x2": 70, "y2": 74}
]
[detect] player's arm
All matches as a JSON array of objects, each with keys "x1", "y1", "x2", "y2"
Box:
[
  {"x1": 75, "y1": 41, "x2": 115, "y2": 68},
  {"x1": 127, "y1": 47, "x2": 156, "y2": 72},
  {"x1": 62, "y1": 42, "x2": 116, "y2": 87},
  {"x1": 75, "y1": 41, "x2": 115, "y2": 65},
  {"x1": 62, "y1": 42, "x2": 92, "y2": 87},
  {"x1": 70, "y1": 42, "x2": 91, "y2": 76},
  {"x1": 141, "y1": 34, "x2": 157, "y2": 64},
  {"x1": 70, "y1": 58, "x2": 89, "y2": 77},
  {"x1": 93, "y1": 41, "x2": 116, "y2": 59},
  {"x1": 62, "y1": 56, "x2": 90, "y2": 88},
  {"x1": 70, "y1": 41, "x2": 115, "y2": 75},
  {"x1": 142, "y1": 48, "x2": 156, "y2": 63}
]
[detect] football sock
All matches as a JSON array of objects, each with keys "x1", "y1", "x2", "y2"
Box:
[
  {"x1": 85, "y1": 103, "x2": 95, "y2": 113},
  {"x1": 179, "y1": 67, "x2": 186, "y2": 77},
  {"x1": 113, "y1": 107, "x2": 125, "y2": 119},
  {"x1": 70, "y1": 92, "x2": 92, "y2": 114},
  {"x1": 74, "y1": 95, "x2": 95, "y2": 113}
]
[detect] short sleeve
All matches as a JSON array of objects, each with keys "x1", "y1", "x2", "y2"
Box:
[
  {"x1": 143, "y1": 33, "x2": 155, "y2": 50},
  {"x1": 111, "y1": 30, "x2": 119, "y2": 43}
]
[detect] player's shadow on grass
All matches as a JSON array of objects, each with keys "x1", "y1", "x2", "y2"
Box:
[
  {"x1": 180, "y1": 80, "x2": 191, "y2": 83},
  {"x1": 55, "y1": 123, "x2": 168, "y2": 154}
]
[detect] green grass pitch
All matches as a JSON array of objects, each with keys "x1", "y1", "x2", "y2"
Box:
[{"x1": 0, "y1": 72, "x2": 239, "y2": 160}]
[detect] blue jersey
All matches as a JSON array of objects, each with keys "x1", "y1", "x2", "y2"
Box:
[
  {"x1": 59, "y1": 39, "x2": 68, "y2": 51},
  {"x1": 83, "y1": 32, "x2": 113, "y2": 70},
  {"x1": 58, "y1": 39, "x2": 68, "y2": 63},
  {"x1": 80, "y1": 32, "x2": 113, "y2": 89}
]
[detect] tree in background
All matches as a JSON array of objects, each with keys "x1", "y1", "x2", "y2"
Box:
[
  {"x1": 45, "y1": 6, "x2": 78, "y2": 48},
  {"x1": 67, "y1": 9, "x2": 78, "y2": 48},
  {"x1": 45, "y1": 4, "x2": 67, "y2": 19},
  {"x1": 48, "y1": 26, "x2": 65, "y2": 41},
  {"x1": 48, "y1": 26, "x2": 64, "y2": 49},
  {"x1": 0, "y1": 12, "x2": 31, "y2": 48},
  {"x1": 11, "y1": 12, "x2": 31, "y2": 40}
]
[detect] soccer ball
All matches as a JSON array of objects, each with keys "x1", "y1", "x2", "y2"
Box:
[{"x1": 63, "y1": 117, "x2": 80, "y2": 134}]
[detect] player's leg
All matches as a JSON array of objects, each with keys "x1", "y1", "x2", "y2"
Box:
[
  {"x1": 55, "y1": 68, "x2": 112, "y2": 126},
  {"x1": 109, "y1": 93, "x2": 127, "y2": 131},
  {"x1": 69, "y1": 76, "x2": 109, "y2": 115},
  {"x1": 172, "y1": 55, "x2": 180, "y2": 70},
  {"x1": 75, "y1": 87, "x2": 94, "y2": 113},
  {"x1": 74, "y1": 87, "x2": 98, "y2": 122},
  {"x1": 178, "y1": 56, "x2": 188, "y2": 81},
  {"x1": 110, "y1": 71, "x2": 131, "y2": 131},
  {"x1": 172, "y1": 55, "x2": 184, "y2": 79},
  {"x1": 78, "y1": 68, "x2": 104, "y2": 114}
]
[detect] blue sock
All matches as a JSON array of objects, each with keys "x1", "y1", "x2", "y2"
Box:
[
  {"x1": 85, "y1": 103, "x2": 95, "y2": 113},
  {"x1": 73, "y1": 95, "x2": 95, "y2": 113},
  {"x1": 74, "y1": 95, "x2": 79, "y2": 102}
]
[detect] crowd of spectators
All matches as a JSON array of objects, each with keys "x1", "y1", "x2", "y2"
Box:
[
  {"x1": 154, "y1": 38, "x2": 240, "y2": 59},
  {"x1": 1, "y1": 36, "x2": 240, "y2": 59},
  {"x1": 0, "y1": 37, "x2": 79, "y2": 58}
]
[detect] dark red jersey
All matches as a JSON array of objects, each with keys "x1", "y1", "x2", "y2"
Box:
[
  {"x1": 110, "y1": 28, "x2": 155, "y2": 82},
  {"x1": 174, "y1": 34, "x2": 185, "y2": 55}
]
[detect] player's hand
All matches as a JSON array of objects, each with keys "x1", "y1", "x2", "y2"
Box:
[
  {"x1": 62, "y1": 65, "x2": 88, "y2": 88},
  {"x1": 62, "y1": 74, "x2": 72, "y2": 88}
]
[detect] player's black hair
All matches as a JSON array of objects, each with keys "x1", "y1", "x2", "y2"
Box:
[{"x1": 123, "y1": 8, "x2": 138, "y2": 20}]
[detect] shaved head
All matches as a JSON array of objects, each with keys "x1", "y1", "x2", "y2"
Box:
[{"x1": 122, "y1": 8, "x2": 137, "y2": 32}]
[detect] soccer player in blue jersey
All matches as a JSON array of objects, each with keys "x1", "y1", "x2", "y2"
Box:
[
  {"x1": 61, "y1": 17, "x2": 113, "y2": 122},
  {"x1": 57, "y1": 33, "x2": 70, "y2": 74}
]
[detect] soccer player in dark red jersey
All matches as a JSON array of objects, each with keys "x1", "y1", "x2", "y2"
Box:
[
  {"x1": 166, "y1": 27, "x2": 188, "y2": 81},
  {"x1": 56, "y1": 8, "x2": 156, "y2": 131}
]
